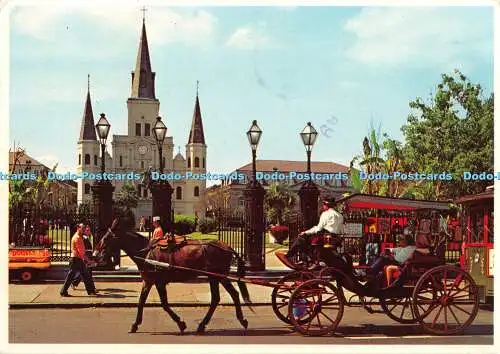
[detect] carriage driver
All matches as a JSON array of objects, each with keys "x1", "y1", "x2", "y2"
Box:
[
  {"x1": 151, "y1": 216, "x2": 164, "y2": 240},
  {"x1": 285, "y1": 197, "x2": 344, "y2": 270}
]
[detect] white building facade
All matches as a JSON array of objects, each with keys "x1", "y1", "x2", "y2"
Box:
[{"x1": 76, "y1": 18, "x2": 207, "y2": 223}]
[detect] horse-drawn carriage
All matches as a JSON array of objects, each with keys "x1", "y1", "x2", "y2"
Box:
[
  {"x1": 94, "y1": 217, "x2": 479, "y2": 337},
  {"x1": 270, "y1": 249, "x2": 479, "y2": 336}
]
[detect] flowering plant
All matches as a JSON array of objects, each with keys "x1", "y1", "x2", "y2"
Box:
[
  {"x1": 269, "y1": 225, "x2": 289, "y2": 244},
  {"x1": 270, "y1": 225, "x2": 289, "y2": 233}
]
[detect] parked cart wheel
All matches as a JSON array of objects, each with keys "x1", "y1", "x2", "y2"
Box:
[
  {"x1": 412, "y1": 265, "x2": 480, "y2": 335},
  {"x1": 271, "y1": 271, "x2": 314, "y2": 324},
  {"x1": 19, "y1": 268, "x2": 36, "y2": 283},
  {"x1": 288, "y1": 279, "x2": 344, "y2": 336}
]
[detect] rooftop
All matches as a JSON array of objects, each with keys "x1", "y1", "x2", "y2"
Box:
[{"x1": 236, "y1": 160, "x2": 349, "y2": 173}]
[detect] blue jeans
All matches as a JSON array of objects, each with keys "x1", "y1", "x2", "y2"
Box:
[{"x1": 60, "y1": 258, "x2": 96, "y2": 294}]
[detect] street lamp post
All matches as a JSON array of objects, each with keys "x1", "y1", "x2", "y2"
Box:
[
  {"x1": 91, "y1": 113, "x2": 116, "y2": 269},
  {"x1": 150, "y1": 116, "x2": 173, "y2": 232},
  {"x1": 244, "y1": 120, "x2": 265, "y2": 271},
  {"x1": 299, "y1": 122, "x2": 320, "y2": 230}
]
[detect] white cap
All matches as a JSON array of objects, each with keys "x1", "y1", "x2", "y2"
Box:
[{"x1": 152, "y1": 216, "x2": 160, "y2": 222}]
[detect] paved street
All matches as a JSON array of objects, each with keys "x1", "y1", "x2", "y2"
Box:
[{"x1": 9, "y1": 306, "x2": 493, "y2": 345}]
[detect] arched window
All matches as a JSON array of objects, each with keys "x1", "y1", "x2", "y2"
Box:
[
  {"x1": 120, "y1": 156, "x2": 123, "y2": 167},
  {"x1": 194, "y1": 186, "x2": 199, "y2": 197},
  {"x1": 176, "y1": 186, "x2": 182, "y2": 200},
  {"x1": 78, "y1": 154, "x2": 81, "y2": 165},
  {"x1": 84, "y1": 183, "x2": 91, "y2": 194},
  {"x1": 194, "y1": 157, "x2": 200, "y2": 168},
  {"x1": 203, "y1": 157, "x2": 205, "y2": 168},
  {"x1": 187, "y1": 157, "x2": 191, "y2": 168},
  {"x1": 84, "y1": 154, "x2": 90, "y2": 165},
  {"x1": 141, "y1": 161, "x2": 144, "y2": 169},
  {"x1": 94, "y1": 155, "x2": 98, "y2": 165}
]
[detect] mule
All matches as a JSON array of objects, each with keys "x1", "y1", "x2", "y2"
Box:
[{"x1": 94, "y1": 219, "x2": 252, "y2": 334}]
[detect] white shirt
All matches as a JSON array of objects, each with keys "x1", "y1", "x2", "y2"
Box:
[
  {"x1": 390, "y1": 246, "x2": 416, "y2": 264},
  {"x1": 303, "y1": 208, "x2": 344, "y2": 235}
]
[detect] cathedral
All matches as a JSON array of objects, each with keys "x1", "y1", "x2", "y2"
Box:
[{"x1": 76, "y1": 17, "x2": 207, "y2": 223}]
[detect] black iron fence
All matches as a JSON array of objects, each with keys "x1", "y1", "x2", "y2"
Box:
[
  {"x1": 217, "y1": 209, "x2": 246, "y2": 261},
  {"x1": 9, "y1": 206, "x2": 96, "y2": 262}
]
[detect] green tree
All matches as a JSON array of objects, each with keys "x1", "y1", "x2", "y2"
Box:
[
  {"x1": 402, "y1": 70, "x2": 493, "y2": 199},
  {"x1": 264, "y1": 182, "x2": 296, "y2": 225},
  {"x1": 115, "y1": 182, "x2": 139, "y2": 210},
  {"x1": 114, "y1": 182, "x2": 139, "y2": 229},
  {"x1": 349, "y1": 125, "x2": 386, "y2": 195}
]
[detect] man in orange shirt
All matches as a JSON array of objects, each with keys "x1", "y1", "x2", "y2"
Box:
[
  {"x1": 60, "y1": 223, "x2": 97, "y2": 296},
  {"x1": 151, "y1": 216, "x2": 164, "y2": 240}
]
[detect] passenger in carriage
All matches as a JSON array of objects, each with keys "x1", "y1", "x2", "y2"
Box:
[
  {"x1": 366, "y1": 233, "x2": 416, "y2": 283},
  {"x1": 415, "y1": 233, "x2": 431, "y2": 255}
]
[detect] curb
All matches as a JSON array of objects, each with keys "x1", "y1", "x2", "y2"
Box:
[
  {"x1": 10, "y1": 266, "x2": 292, "y2": 284},
  {"x1": 9, "y1": 302, "x2": 272, "y2": 309}
]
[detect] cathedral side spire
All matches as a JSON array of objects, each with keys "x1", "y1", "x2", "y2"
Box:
[
  {"x1": 79, "y1": 74, "x2": 97, "y2": 141},
  {"x1": 188, "y1": 81, "x2": 206, "y2": 144},
  {"x1": 130, "y1": 10, "x2": 156, "y2": 99}
]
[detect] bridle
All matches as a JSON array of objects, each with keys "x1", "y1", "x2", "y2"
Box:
[{"x1": 94, "y1": 228, "x2": 117, "y2": 253}]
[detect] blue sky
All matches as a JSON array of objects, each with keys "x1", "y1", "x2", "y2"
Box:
[{"x1": 8, "y1": 5, "x2": 494, "y2": 176}]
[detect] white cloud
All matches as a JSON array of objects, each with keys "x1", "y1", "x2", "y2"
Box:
[
  {"x1": 36, "y1": 155, "x2": 74, "y2": 173},
  {"x1": 11, "y1": 5, "x2": 218, "y2": 47},
  {"x1": 343, "y1": 7, "x2": 492, "y2": 68},
  {"x1": 226, "y1": 24, "x2": 270, "y2": 51}
]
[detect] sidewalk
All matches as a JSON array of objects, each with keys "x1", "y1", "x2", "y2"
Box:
[
  {"x1": 9, "y1": 280, "x2": 364, "y2": 309},
  {"x1": 9, "y1": 281, "x2": 279, "y2": 308},
  {"x1": 9, "y1": 246, "x2": 364, "y2": 309}
]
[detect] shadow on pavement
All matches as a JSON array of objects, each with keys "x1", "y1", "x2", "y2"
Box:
[
  {"x1": 138, "y1": 324, "x2": 493, "y2": 337},
  {"x1": 146, "y1": 328, "x2": 294, "y2": 336},
  {"x1": 334, "y1": 323, "x2": 493, "y2": 337},
  {"x1": 98, "y1": 288, "x2": 136, "y2": 293}
]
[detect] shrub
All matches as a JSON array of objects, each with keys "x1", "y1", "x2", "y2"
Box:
[
  {"x1": 198, "y1": 217, "x2": 216, "y2": 234},
  {"x1": 173, "y1": 214, "x2": 196, "y2": 235},
  {"x1": 270, "y1": 225, "x2": 289, "y2": 233},
  {"x1": 269, "y1": 225, "x2": 289, "y2": 244}
]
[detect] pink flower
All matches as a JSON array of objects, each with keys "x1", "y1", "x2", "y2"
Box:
[{"x1": 270, "y1": 225, "x2": 289, "y2": 233}]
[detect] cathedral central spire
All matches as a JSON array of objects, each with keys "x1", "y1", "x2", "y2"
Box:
[
  {"x1": 130, "y1": 10, "x2": 156, "y2": 99},
  {"x1": 79, "y1": 74, "x2": 97, "y2": 141},
  {"x1": 188, "y1": 81, "x2": 206, "y2": 145}
]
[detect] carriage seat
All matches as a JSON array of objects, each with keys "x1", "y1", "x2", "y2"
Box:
[{"x1": 405, "y1": 251, "x2": 445, "y2": 268}]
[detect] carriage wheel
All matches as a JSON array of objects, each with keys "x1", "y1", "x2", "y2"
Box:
[
  {"x1": 288, "y1": 279, "x2": 344, "y2": 336},
  {"x1": 412, "y1": 265, "x2": 479, "y2": 335},
  {"x1": 271, "y1": 271, "x2": 314, "y2": 324},
  {"x1": 380, "y1": 294, "x2": 419, "y2": 324}
]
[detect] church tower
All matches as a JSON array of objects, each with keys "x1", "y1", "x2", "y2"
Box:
[
  {"x1": 184, "y1": 83, "x2": 207, "y2": 217},
  {"x1": 76, "y1": 75, "x2": 100, "y2": 205},
  {"x1": 126, "y1": 16, "x2": 160, "y2": 135},
  {"x1": 112, "y1": 14, "x2": 173, "y2": 221}
]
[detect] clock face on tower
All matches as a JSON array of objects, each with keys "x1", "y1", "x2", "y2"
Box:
[{"x1": 137, "y1": 145, "x2": 148, "y2": 155}]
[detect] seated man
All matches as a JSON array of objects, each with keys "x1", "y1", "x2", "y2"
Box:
[
  {"x1": 415, "y1": 233, "x2": 431, "y2": 255},
  {"x1": 366, "y1": 233, "x2": 416, "y2": 283},
  {"x1": 285, "y1": 197, "x2": 344, "y2": 270},
  {"x1": 151, "y1": 216, "x2": 164, "y2": 240}
]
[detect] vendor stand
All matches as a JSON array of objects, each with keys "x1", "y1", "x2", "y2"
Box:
[
  {"x1": 456, "y1": 186, "x2": 493, "y2": 303},
  {"x1": 333, "y1": 194, "x2": 454, "y2": 265}
]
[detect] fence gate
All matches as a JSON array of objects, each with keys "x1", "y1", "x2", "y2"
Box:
[
  {"x1": 217, "y1": 208, "x2": 246, "y2": 263},
  {"x1": 9, "y1": 206, "x2": 96, "y2": 262}
]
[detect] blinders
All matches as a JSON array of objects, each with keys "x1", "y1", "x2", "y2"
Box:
[{"x1": 93, "y1": 228, "x2": 119, "y2": 260}]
